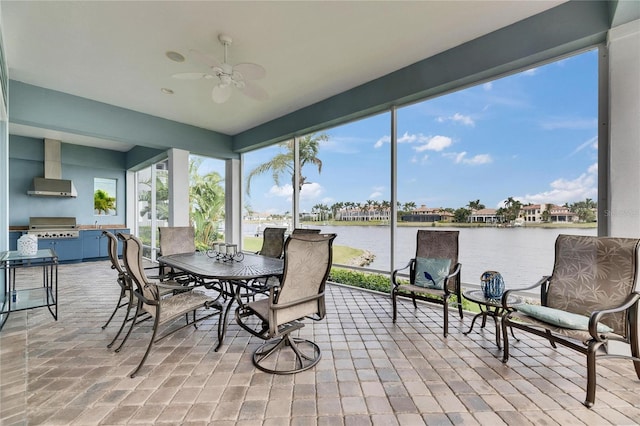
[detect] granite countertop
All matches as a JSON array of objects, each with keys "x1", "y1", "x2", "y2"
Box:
[{"x1": 9, "y1": 224, "x2": 127, "y2": 231}]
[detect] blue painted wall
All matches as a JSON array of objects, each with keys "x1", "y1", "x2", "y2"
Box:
[{"x1": 9, "y1": 136, "x2": 127, "y2": 227}]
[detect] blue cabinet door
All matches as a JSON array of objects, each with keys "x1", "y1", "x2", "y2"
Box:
[
  {"x1": 81, "y1": 229, "x2": 130, "y2": 259},
  {"x1": 82, "y1": 230, "x2": 104, "y2": 259},
  {"x1": 38, "y1": 239, "x2": 83, "y2": 262},
  {"x1": 9, "y1": 232, "x2": 22, "y2": 251}
]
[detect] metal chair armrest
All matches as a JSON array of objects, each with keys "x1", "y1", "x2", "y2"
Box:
[
  {"x1": 391, "y1": 260, "x2": 413, "y2": 287},
  {"x1": 589, "y1": 293, "x2": 640, "y2": 341},
  {"x1": 502, "y1": 275, "x2": 550, "y2": 309}
]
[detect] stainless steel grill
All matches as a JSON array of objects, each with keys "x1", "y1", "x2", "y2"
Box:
[{"x1": 28, "y1": 217, "x2": 79, "y2": 239}]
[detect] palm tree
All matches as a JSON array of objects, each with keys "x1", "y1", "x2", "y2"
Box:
[
  {"x1": 189, "y1": 158, "x2": 225, "y2": 250},
  {"x1": 138, "y1": 174, "x2": 169, "y2": 221},
  {"x1": 502, "y1": 197, "x2": 522, "y2": 223},
  {"x1": 94, "y1": 189, "x2": 116, "y2": 215},
  {"x1": 403, "y1": 201, "x2": 416, "y2": 213},
  {"x1": 245, "y1": 133, "x2": 328, "y2": 194},
  {"x1": 467, "y1": 199, "x2": 485, "y2": 211}
]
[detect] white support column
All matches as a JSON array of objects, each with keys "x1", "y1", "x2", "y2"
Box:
[
  {"x1": 225, "y1": 158, "x2": 241, "y2": 244},
  {"x1": 607, "y1": 20, "x2": 640, "y2": 237},
  {"x1": 168, "y1": 148, "x2": 190, "y2": 227}
]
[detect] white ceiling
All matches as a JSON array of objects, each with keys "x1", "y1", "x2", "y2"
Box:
[{"x1": 3, "y1": 1, "x2": 565, "y2": 150}]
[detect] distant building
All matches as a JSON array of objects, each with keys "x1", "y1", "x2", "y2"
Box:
[
  {"x1": 548, "y1": 205, "x2": 578, "y2": 223},
  {"x1": 337, "y1": 206, "x2": 391, "y2": 221},
  {"x1": 469, "y1": 208, "x2": 501, "y2": 223},
  {"x1": 522, "y1": 204, "x2": 546, "y2": 223},
  {"x1": 402, "y1": 205, "x2": 453, "y2": 223},
  {"x1": 521, "y1": 203, "x2": 578, "y2": 223}
]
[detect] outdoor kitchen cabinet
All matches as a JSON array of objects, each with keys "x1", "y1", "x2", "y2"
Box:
[
  {"x1": 81, "y1": 229, "x2": 129, "y2": 259},
  {"x1": 9, "y1": 232, "x2": 21, "y2": 251},
  {"x1": 37, "y1": 238, "x2": 83, "y2": 262}
]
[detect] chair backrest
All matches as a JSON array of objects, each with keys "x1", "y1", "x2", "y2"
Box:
[
  {"x1": 415, "y1": 230, "x2": 459, "y2": 268},
  {"x1": 274, "y1": 233, "x2": 336, "y2": 326},
  {"x1": 118, "y1": 233, "x2": 159, "y2": 304},
  {"x1": 103, "y1": 230, "x2": 125, "y2": 275},
  {"x1": 258, "y1": 227, "x2": 286, "y2": 258},
  {"x1": 158, "y1": 226, "x2": 196, "y2": 256},
  {"x1": 547, "y1": 234, "x2": 640, "y2": 335},
  {"x1": 291, "y1": 228, "x2": 321, "y2": 235}
]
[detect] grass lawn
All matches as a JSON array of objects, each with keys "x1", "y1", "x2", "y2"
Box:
[{"x1": 243, "y1": 236, "x2": 365, "y2": 265}]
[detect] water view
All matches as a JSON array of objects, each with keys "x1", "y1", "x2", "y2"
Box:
[{"x1": 246, "y1": 224, "x2": 597, "y2": 291}]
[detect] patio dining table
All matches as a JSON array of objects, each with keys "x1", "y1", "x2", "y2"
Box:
[{"x1": 158, "y1": 251, "x2": 283, "y2": 351}]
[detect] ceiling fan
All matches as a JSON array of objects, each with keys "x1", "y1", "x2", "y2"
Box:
[{"x1": 172, "y1": 34, "x2": 268, "y2": 104}]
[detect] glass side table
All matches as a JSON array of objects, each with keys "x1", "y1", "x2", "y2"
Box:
[
  {"x1": 0, "y1": 249, "x2": 58, "y2": 331},
  {"x1": 462, "y1": 289, "x2": 522, "y2": 349}
]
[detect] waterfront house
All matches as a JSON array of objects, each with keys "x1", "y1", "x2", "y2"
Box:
[
  {"x1": 469, "y1": 208, "x2": 501, "y2": 224},
  {"x1": 402, "y1": 205, "x2": 454, "y2": 223}
]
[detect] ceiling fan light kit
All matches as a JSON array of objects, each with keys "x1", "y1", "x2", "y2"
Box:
[{"x1": 172, "y1": 34, "x2": 267, "y2": 104}]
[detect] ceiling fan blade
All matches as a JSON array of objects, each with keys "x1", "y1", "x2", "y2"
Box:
[
  {"x1": 172, "y1": 72, "x2": 210, "y2": 80},
  {"x1": 241, "y1": 80, "x2": 269, "y2": 101},
  {"x1": 234, "y1": 63, "x2": 266, "y2": 80},
  {"x1": 212, "y1": 84, "x2": 232, "y2": 104},
  {"x1": 189, "y1": 49, "x2": 222, "y2": 69}
]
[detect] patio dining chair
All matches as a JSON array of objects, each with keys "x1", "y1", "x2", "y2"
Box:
[
  {"x1": 501, "y1": 234, "x2": 640, "y2": 407},
  {"x1": 242, "y1": 227, "x2": 287, "y2": 298},
  {"x1": 101, "y1": 231, "x2": 132, "y2": 347},
  {"x1": 236, "y1": 232, "x2": 336, "y2": 374},
  {"x1": 257, "y1": 227, "x2": 287, "y2": 258},
  {"x1": 391, "y1": 230, "x2": 463, "y2": 337},
  {"x1": 291, "y1": 228, "x2": 321, "y2": 235},
  {"x1": 118, "y1": 233, "x2": 222, "y2": 378},
  {"x1": 158, "y1": 226, "x2": 197, "y2": 282}
]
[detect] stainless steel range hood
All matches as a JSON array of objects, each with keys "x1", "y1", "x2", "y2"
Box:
[{"x1": 27, "y1": 139, "x2": 78, "y2": 198}]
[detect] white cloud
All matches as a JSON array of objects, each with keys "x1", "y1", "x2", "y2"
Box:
[
  {"x1": 523, "y1": 67, "x2": 538, "y2": 76},
  {"x1": 516, "y1": 163, "x2": 598, "y2": 205},
  {"x1": 437, "y1": 113, "x2": 475, "y2": 127},
  {"x1": 571, "y1": 135, "x2": 598, "y2": 156},
  {"x1": 414, "y1": 135, "x2": 453, "y2": 152},
  {"x1": 368, "y1": 186, "x2": 385, "y2": 199},
  {"x1": 398, "y1": 132, "x2": 417, "y2": 143},
  {"x1": 541, "y1": 117, "x2": 597, "y2": 130},
  {"x1": 444, "y1": 151, "x2": 492, "y2": 165},
  {"x1": 483, "y1": 82, "x2": 493, "y2": 91},
  {"x1": 267, "y1": 182, "x2": 325, "y2": 201},
  {"x1": 374, "y1": 135, "x2": 390, "y2": 148},
  {"x1": 300, "y1": 182, "x2": 324, "y2": 200},
  {"x1": 268, "y1": 184, "x2": 292, "y2": 198}
]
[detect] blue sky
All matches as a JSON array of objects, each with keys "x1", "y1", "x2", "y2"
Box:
[{"x1": 206, "y1": 48, "x2": 598, "y2": 215}]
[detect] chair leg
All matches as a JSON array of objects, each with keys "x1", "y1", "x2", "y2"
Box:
[
  {"x1": 107, "y1": 291, "x2": 134, "y2": 349},
  {"x1": 545, "y1": 329, "x2": 557, "y2": 348},
  {"x1": 630, "y1": 313, "x2": 640, "y2": 379},
  {"x1": 501, "y1": 316, "x2": 510, "y2": 363},
  {"x1": 115, "y1": 301, "x2": 142, "y2": 353},
  {"x1": 130, "y1": 315, "x2": 161, "y2": 378},
  {"x1": 584, "y1": 341, "x2": 601, "y2": 408},
  {"x1": 102, "y1": 288, "x2": 127, "y2": 329},
  {"x1": 252, "y1": 334, "x2": 321, "y2": 374},
  {"x1": 392, "y1": 290, "x2": 397, "y2": 323},
  {"x1": 442, "y1": 296, "x2": 449, "y2": 337},
  {"x1": 411, "y1": 293, "x2": 417, "y2": 309}
]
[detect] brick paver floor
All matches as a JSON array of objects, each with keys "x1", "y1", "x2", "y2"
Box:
[{"x1": 1, "y1": 260, "x2": 639, "y2": 425}]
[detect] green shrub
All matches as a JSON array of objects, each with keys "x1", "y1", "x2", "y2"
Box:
[
  {"x1": 328, "y1": 267, "x2": 476, "y2": 312},
  {"x1": 328, "y1": 268, "x2": 391, "y2": 293}
]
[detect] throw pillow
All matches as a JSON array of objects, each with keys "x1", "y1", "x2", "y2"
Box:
[
  {"x1": 414, "y1": 257, "x2": 451, "y2": 290},
  {"x1": 516, "y1": 304, "x2": 613, "y2": 333}
]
